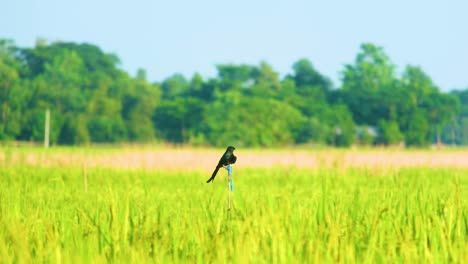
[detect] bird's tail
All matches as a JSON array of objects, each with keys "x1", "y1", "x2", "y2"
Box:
[{"x1": 206, "y1": 166, "x2": 220, "y2": 183}]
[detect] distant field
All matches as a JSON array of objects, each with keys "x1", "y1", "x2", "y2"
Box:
[
  {"x1": 1, "y1": 146, "x2": 467, "y2": 170},
  {"x1": 0, "y1": 146, "x2": 467, "y2": 263}
]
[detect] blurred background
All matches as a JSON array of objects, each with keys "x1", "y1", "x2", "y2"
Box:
[{"x1": 1, "y1": 0, "x2": 467, "y2": 148}]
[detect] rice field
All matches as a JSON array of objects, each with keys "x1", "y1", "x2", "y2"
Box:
[{"x1": 0, "y1": 147, "x2": 467, "y2": 263}]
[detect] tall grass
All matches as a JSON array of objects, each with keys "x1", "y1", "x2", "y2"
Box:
[{"x1": 0, "y1": 165, "x2": 467, "y2": 263}]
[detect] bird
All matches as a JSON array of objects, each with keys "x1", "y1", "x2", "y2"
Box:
[{"x1": 206, "y1": 146, "x2": 237, "y2": 183}]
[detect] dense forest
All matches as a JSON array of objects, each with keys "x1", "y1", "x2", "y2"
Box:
[{"x1": 0, "y1": 38, "x2": 467, "y2": 147}]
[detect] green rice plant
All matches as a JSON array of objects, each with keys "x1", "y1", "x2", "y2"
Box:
[{"x1": 0, "y1": 165, "x2": 467, "y2": 263}]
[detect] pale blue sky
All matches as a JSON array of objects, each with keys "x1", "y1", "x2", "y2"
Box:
[{"x1": 2, "y1": 0, "x2": 467, "y2": 91}]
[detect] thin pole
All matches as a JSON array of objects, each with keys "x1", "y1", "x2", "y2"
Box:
[
  {"x1": 44, "y1": 108, "x2": 50, "y2": 148},
  {"x1": 227, "y1": 165, "x2": 231, "y2": 211}
]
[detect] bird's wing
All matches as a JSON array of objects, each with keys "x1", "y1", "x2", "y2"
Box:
[{"x1": 230, "y1": 155, "x2": 237, "y2": 164}]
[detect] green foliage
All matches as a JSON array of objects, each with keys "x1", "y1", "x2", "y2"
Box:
[
  {"x1": 290, "y1": 58, "x2": 332, "y2": 93},
  {"x1": 0, "y1": 38, "x2": 465, "y2": 147},
  {"x1": 1, "y1": 162, "x2": 467, "y2": 262},
  {"x1": 216, "y1": 64, "x2": 256, "y2": 92},
  {"x1": 59, "y1": 114, "x2": 90, "y2": 144},
  {"x1": 341, "y1": 43, "x2": 398, "y2": 125},
  {"x1": 88, "y1": 116, "x2": 127, "y2": 143},
  {"x1": 122, "y1": 81, "x2": 160, "y2": 142},
  {"x1": 153, "y1": 97, "x2": 205, "y2": 143},
  {"x1": 405, "y1": 110, "x2": 431, "y2": 147},
  {"x1": 356, "y1": 126, "x2": 376, "y2": 145},
  {"x1": 204, "y1": 93, "x2": 305, "y2": 147},
  {"x1": 294, "y1": 117, "x2": 329, "y2": 144},
  {"x1": 442, "y1": 89, "x2": 468, "y2": 145},
  {"x1": 161, "y1": 74, "x2": 188, "y2": 99},
  {"x1": 376, "y1": 120, "x2": 404, "y2": 145},
  {"x1": 324, "y1": 105, "x2": 356, "y2": 147}
]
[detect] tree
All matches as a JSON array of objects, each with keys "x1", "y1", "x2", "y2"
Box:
[
  {"x1": 341, "y1": 43, "x2": 398, "y2": 125},
  {"x1": 216, "y1": 64, "x2": 256, "y2": 92},
  {"x1": 203, "y1": 92, "x2": 306, "y2": 147},
  {"x1": 404, "y1": 110, "x2": 430, "y2": 147},
  {"x1": 294, "y1": 117, "x2": 329, "y2": 144},
  {"x1": 0, "y1": 45, "x2": 20, "y2": 139},
  {"x1": 424, "y1": 92, "x2": 459, "y2": 145},
  {"x1": 136, "y1": 68, "x2": 147, "y2": 81},
  {"x1": 289, "y1": 58, "x2": 332, "y2": 93},
  {"x1": 86, "y1": 79, "x2": 127, "y2": 143},
  {"x1": 323, "y1": 105, "x2": 356, "y2": 147},
  {"x1": 161, "y1": 74, "x2": 188, "y2": 99},
  {"x1": 1, "y1": 38, "x2": 465, "y2": 148},
  {"x1": 442, "y1": 88, "x2": 468, "y2": 145},
  {"x1": 153, "y1": 97, "x2": 205, "y2": 143},
  {"x1": 59, "y1": 114, "x2": 90, "y2": 144},
  {"x1": 122, "y1": 79, "x2": 160, "y2": 141},
  {"x1": 248, "y1": 62, "x2": 282, "y2": 98},
  {"x1": 376, "y1": 120, "x2": 404, "y2": 146},
  {"x1": 399, "y1": 66, "x2": 459, "y2": 145}
]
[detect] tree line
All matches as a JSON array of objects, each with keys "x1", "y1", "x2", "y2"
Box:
[{"x1": 0, "y1": 39, "x2": 467, "y2": 147}]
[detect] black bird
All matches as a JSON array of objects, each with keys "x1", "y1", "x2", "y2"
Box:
[{"x1": 206, "y1": 146, "x2": 237, "y2": 183}]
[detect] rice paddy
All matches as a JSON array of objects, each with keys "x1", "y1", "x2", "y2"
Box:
[{"x1": 0, "y1": 147, "x2": 467, "y2": 263}]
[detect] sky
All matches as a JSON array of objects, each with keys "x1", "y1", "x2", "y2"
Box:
[{"x1": 2, "y1": 0, "x2": 467, "y2": 91}]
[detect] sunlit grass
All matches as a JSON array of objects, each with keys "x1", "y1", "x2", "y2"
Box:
[{"x1": 1, "y1": 164, "x2": 467, "y2": 263}]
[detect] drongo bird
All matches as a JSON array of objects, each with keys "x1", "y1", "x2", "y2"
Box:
[{"x1": 206, "y1": 146, "x2": 237, "y2": 183}]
